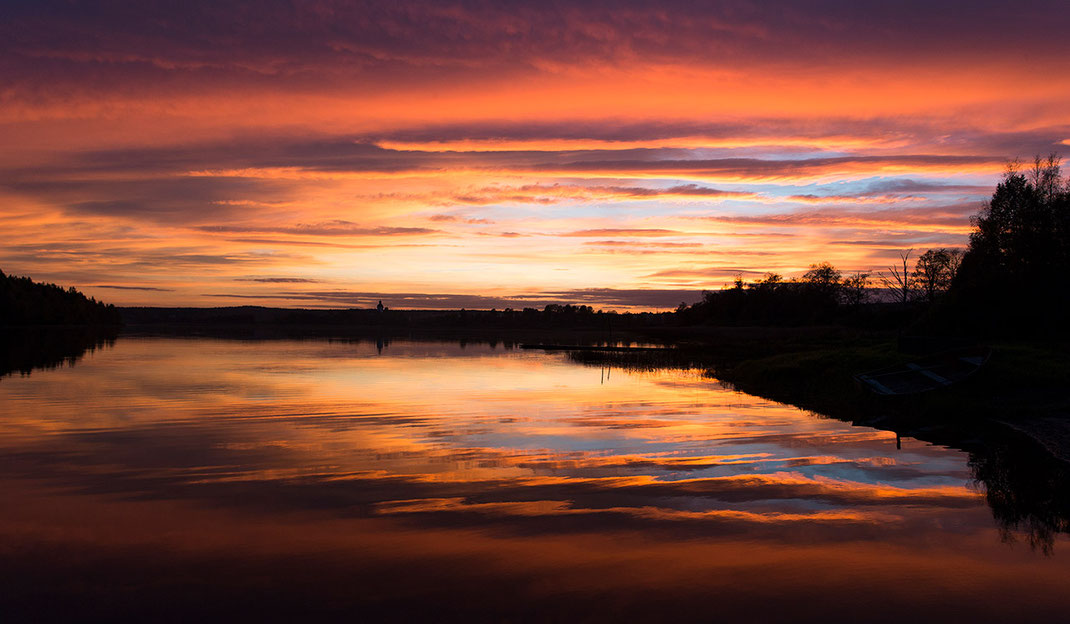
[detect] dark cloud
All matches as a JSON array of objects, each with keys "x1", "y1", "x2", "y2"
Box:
[
  {"x1": 0, "y1": 242, "x2": 303, "y2": 272},
  {"x1": 68, "y1": 200, "x2": 144, "y2": 216},
  {"x1": 106, "y1": 146, "x2": 1006, "y2": 178},
  {"x1": 829, "y1": 237, "x2": 964, "y2": 247},
  {"x1": 564, "y1": 228, "x2": 682, "y2": 237},
  {"x1": 197, "y1": 222, "x2": 439, "y2": 237},
  {"x1": 436, "y1": 183, "x2": 755, "y2": 207},
  {"x1": 532, "y1": 154, "x2": 1001, "y2": 178},
  {"x1": 584, "y1": 241, "x2": 703, "y2": 248},
  {"x1": 645, "y1": 267, "x2": 770, "y2": 282},
  {"x1": 91, "y1": 284, "x2": 175, "y2": 291},
  {"x1": 3, "y1": 175, "x2": 296, "y2": 225},
  {"x1": 429, "y1": 214, "x2": 495, "y2": 224},
  {"x1": 222, "y1": 238, "x2": 448, "y2": 249},
  {"x1": 4, "y1": 1, "x2": 1068, "y2": 97},
  {"x1": 857, "y1": 179, "x2": 992, "y2": 195},
  {"x1": 366, "y1": 119, "x2": 832, "y2": 145},
  {"x1": 658, "y1": 184, "x2": 749, "y2": 197},
  {"x1": 700, "y1": 202, "x2": 980, "y2": 229},
  {"x1": 235, "y1": 277, "x2": 321, "y2": 283},
  {"x1": 368, "y1": 120, "x2": 1070, "y2": 160},
  {"x1": 783, "y1": 180, "x2": 993, "y2": 204}
]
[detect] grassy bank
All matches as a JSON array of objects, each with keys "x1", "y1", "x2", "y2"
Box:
[{"x1": 724, "y1": 338, "x2": 1067, "y2": 447}]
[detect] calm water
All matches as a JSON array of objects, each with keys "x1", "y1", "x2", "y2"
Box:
[{"x1": 1, "y1": 336, "x2": 1068, "y2": 622}]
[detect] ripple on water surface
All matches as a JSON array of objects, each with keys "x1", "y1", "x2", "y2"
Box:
[{"x1": 0, "y1": 337, "x2": 1067, "y2": 622}]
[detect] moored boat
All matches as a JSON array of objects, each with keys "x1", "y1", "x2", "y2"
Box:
[{"x1": 855, "y1": 346, "x2": 991, "y2": 396}]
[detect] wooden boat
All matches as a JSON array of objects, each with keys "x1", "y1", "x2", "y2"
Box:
[{"x1": 854, "y1": 346, "x2": 991, "y2": 396}]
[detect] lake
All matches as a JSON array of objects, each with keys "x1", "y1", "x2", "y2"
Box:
[{"x1": 1, "y1": 336, "x2": 1068, "y2": 622}]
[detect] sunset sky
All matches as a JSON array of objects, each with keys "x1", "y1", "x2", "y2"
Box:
[{"x1": 3, "y1": 1, "x2": 1069, "y2": 310}]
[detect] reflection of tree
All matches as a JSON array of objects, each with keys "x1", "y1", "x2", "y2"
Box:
[
  {"x1": 969, "y1": 439, "x2": 1070, "y2": 555},
  {"x1": 566, "y1": 344, "x2": 1070, "y2": 556},
  {"x1": 0, "y1": 327, "x2": 117, "y2": 379}
]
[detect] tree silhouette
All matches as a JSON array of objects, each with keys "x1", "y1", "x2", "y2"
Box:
[
  {"x1": 802, "y1": 262, "x2": 841, "y2": 294},
  {"x1": 840, "y1": 271, "x2": 871, "y2": 306},
  {"x1": 0, "y1": 270, "x2": 121, "y2": 326},
  {"x1": 878, "y1": 249, "x2": 917, "y2": 305},
  {"x1": 913, "y1": 248, "x2": 961, "y2": 304},
  {"x1": 680, "y1": 261, "x2": 862, "y2": 326},
  {"x1": 951, "y1": 154, "x2": 1070, "y2": 334}
]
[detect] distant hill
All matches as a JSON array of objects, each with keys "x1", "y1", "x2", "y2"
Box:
[{"x1": 0, "y1": 270, "x2": 121, "y2": 326}]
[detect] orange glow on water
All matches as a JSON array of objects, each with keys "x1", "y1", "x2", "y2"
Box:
[{"x1": 1, "y1": 338, "x2": 1068, "y2": 619}]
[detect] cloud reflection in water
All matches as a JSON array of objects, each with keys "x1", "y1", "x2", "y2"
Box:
[{"x1": 1, "y1": 337, "x2": 1068, "y2": 621}]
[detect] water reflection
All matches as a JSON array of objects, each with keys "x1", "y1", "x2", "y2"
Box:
[
  {"x1": 971, "y1": 439, "x2": 1070, "y2": 554},
  {"x1": 1, "y1": 337, "x2": 1068, "y2": 621},
  {"x1": 566, "y1": 348, "x2": 1070, "y2": 554},
  {"x1": 0, "y1": 326, "x2": 116, "y2": 379}
]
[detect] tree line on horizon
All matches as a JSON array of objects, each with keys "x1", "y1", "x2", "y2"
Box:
[
  {"x1": 675, "y1": 246, "x2": 966, "y2": 324},
  {"x1": 0, "y1": 270, "x2": 121, "y2": 326},
  {"x1": 677, "y1": 155, "x2": 1070, "y2": 336}
]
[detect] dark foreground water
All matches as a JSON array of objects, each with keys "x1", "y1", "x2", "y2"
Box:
[{"x1": 1, "y1": 336, "x2": 1068, "y2": 622}]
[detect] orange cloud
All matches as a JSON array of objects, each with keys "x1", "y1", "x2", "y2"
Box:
[{"x1": 2, "y1": 3, "x2": 1066, "y2": 306}]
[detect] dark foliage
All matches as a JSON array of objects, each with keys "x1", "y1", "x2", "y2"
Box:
[
  {"x1": 914, "y1": 248, "x2": 962, "y2": 304},
  {"x1": 947, "y1": 156, "x2": 1070, "y2": 335},
  {"x1": 675, "y1": 263, "x2": 889, "y2": 326},
  {"x1": 680, "y1": 156, "x2": 1069, "y2": 336},
  {"x1": 0, "y1": 270, "x2": 122, "y2": 326}
]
